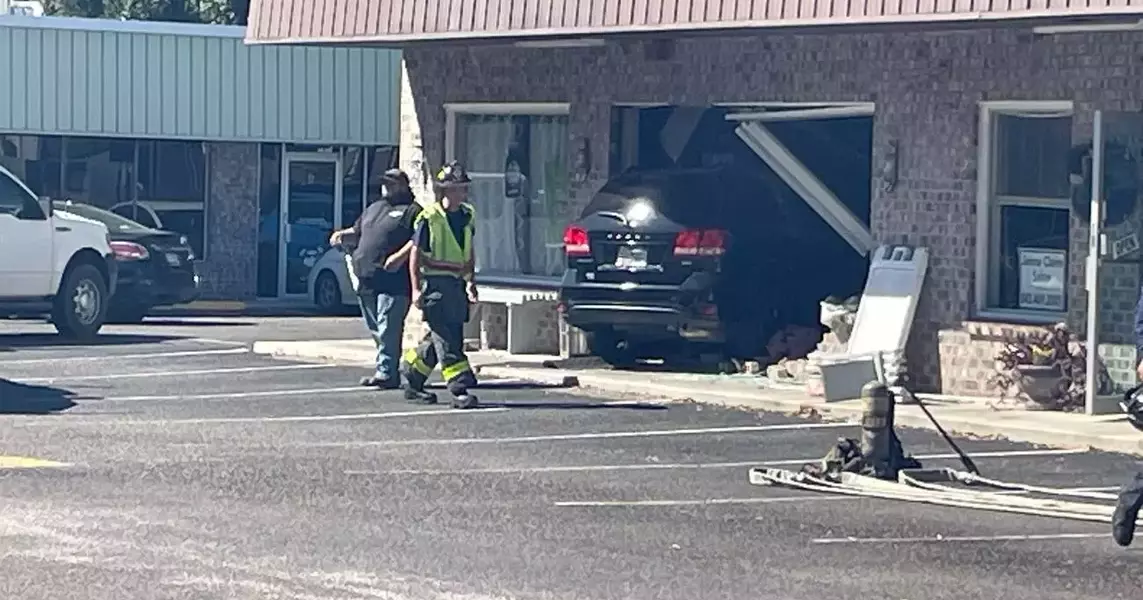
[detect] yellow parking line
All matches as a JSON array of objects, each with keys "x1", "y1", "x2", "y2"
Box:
[{"x1": 0, "y1": 456, "x2": 69, "y2": 469}]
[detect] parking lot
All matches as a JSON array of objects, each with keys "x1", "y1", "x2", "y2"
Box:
[{"x1": 1, "y1": 317, "x2": 1141, "y2": 600}]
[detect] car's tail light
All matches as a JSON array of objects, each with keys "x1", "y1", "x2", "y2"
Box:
[
  {"x1": 110, "y1": 241, "x2": 149, "y2": 261},
  {"x1": 674, "y1": 229, "x2": 727, "y2": 257},
  {"x1": 563, "y1": 225, "x2": 591, "y2": 257}
]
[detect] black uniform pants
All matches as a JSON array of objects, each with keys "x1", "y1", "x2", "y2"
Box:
[
  {"x1": 1113, "y1": 470, "x2": 1143, "y2": 546},
  {"x1": 400, "y1": 276, "x2": 476, "y2": 396}
]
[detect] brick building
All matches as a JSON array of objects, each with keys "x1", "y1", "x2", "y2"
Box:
[{"x1": 245, "y1": 1, "x2": 1143, "y2": 397}]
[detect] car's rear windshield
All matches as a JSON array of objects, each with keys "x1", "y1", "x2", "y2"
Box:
[
  {"x1": 582, "y1": 171, "x2": 726, "y2": 228},
  {"x1": 53, "y1": 202, "x2": 149, "y2": 233}
]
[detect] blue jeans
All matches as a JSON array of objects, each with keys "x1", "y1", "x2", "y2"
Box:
[{"x1": 358, "y1": 291, "x2": 411, "y2": 380}]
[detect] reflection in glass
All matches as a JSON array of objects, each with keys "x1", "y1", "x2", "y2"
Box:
[
  {"x1": 997, "y1": 205, "x2": 1069, "y2": 312},
  {"x1": 0, "y1": 135, "x2": 62, "y2": 197},
  {"x1": 341, "y1": 147, "x2": 366, "y2": 229},
  {"x1": 135, "y1": 140, "x2": 207, "y2": 257},
  {"x1": 257, "y1": 144, "x2": 282, "y2": 298},
  {"x1": 285, "y1": 161, "x2": 337, "y2": 295}
]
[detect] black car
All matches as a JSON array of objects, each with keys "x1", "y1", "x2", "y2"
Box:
[
  {"x1": 53, "y1": 201, "x2": 200, "y2": 323},
  {"x1": 559, "y1": 167, "x2": 861, "y2": 365}
]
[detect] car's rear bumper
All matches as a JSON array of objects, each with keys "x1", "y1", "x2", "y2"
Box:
[
  {"x1": 560, "y1": 274, "x2": 723, "y2": 342},
  {"x1": 114, "y1": 261, "x2": 200, "y2": 308},
  {"x1": 564, "y1": 302, "x2": 723, "y2": 341}
]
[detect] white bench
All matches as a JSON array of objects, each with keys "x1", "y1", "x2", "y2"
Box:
[{"x1": 469, "y1": 274, "x2": 561, "y2": 355}]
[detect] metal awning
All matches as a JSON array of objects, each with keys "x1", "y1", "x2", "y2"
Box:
[{"x1": 244, "y1": 0, "x2": 1143, "y2": 45}]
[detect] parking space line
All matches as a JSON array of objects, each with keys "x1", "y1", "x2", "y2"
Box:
[
  {"x1": 1, "y1": 347, "x2": 250, "y2": 365},
  {"x1": 0, "y1": 456, "x2": 69, "y2": 469},
  {"x1": 811, "y1": 533, "x2": 1104, "y2": 545},
  {"x1": 18, "y1": 362, "x2": 360, "y2": 383},
  {"x1": 555, "y1": 495, "x2": 848, "y2": 507},
  {"x1": 105, "y1": 407, "x2": 510, "y2": 425},
  {"x1": 345, "y1": 449, "x2": 1096, "y2": 476},
  {"x1": 305, "y1": 422, "x2": 854, "y2": 448},
  {"x1": 100, "y1": 386, "x2": 370, "y2": 403}
]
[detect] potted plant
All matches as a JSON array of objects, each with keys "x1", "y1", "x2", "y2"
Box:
[{"x1": 988, "y1": 323, "x2": 1113, "y2": 411}]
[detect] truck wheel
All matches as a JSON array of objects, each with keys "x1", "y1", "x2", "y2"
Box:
[{"x1": 52, "y1": 263, "x2": 108, "y2": 340}]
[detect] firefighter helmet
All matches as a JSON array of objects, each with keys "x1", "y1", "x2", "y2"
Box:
[{"x1": 434, "y1": 161, "x2": 472, "y2": 188}]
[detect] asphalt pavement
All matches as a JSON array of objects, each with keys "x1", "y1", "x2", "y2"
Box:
[{"x1": 1, "y1": 317, "x2": 1142, "y2": 600}]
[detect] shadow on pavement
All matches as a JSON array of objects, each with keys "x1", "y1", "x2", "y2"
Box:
[
  {"x1": 0, "y1": 332, "x2": 186, "y2": 350},
  {"x1": 425, "y1": 379, "x2": 577, "y2": 392},
  {"x1": 478, "y1": 400, "x2": 668, "y2": 411},
  {"x1": 0, "y1": 379, "x2": 80, "y2": 414},
  {"x1": 137, "y1": 319, "x2": 255, "y2": 328}
]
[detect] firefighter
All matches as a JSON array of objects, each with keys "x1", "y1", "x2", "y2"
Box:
[
  {"x1": 399, "y1": 161, "x2": 480, "y2": 409},
  {"x1": 1112, "y1": 385, "x2": 1143, "y2": 546}
]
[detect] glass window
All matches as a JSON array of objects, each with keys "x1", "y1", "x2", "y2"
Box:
[
  {"x1": 136, "y1": 140, "x2": 207, "y2": 257},
  {"x1": 366, "y1": 146, "x2": 398, "y2": 207},
  {"x1": 63, "y1": 137, "x2": 135, "y2": 208},
  {"x1": 984, "y1": 110, "x2": 1073, "y2": 314},
  {"x1": 341, "y1": 147, "x2": 366, "y2": 228},
  {"x1": 453, "y1": 112, "x2": 570, "y2": 277},
  {"x1": 0, "y1": 135, "x2": 62, "y2": 198},
  {"x1": 257, "y1": 143, "x2": 282, "y2": 298},
  {"x1": 994, "y1": 114, "x2": 1071, "y2": 200}
]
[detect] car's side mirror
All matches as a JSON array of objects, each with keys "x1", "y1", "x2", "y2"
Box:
[{"x1": 38, "y1": 196, "x2": 52, "y2": 217}]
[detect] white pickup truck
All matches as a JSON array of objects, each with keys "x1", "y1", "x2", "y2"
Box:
[{"x1": 0, "y1": 165, "x2": 117, "y2": 340}]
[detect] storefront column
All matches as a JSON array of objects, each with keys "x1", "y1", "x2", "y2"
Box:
[{"x1": 199, "y1": 142, "x2": 260, "y2": 300}]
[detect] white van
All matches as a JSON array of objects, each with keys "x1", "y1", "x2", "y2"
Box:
[{"x1": 0, "y1": 165, "x2": 117, "y2": 339}]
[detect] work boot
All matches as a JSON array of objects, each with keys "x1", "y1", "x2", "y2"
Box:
[
  {"x1": 360, "y1": 375, "x2": 400, "y2": 390},
  {"x1": 400, "y1": 364, "x2": 437, "y2": 405},
  {"x1": 1112, "y1": 472, "x2": 1143, "y2": 547},
  {"x1": 451, "y1": 393, "x2": 478, "y2": 410}
]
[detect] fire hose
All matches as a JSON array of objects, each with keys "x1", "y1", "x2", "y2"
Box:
[{"x1": 747, "y1": 380, "x2": 1136, "y2": 524}]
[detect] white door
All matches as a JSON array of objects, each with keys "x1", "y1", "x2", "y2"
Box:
[
  {"x1": 278, "y1": 152, "x2": 343, "y2": 297},
  {"x1": 0, "y1": 168, "x2": 52, "y2": 298}
]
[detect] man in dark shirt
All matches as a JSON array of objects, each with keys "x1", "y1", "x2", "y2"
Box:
[{"x1": 330, "y1": 169, "x2": 421, "y2": 388}]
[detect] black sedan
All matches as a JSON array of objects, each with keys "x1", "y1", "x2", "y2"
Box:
[{"x1": 53, "y1": 201, "x2": 200, "y2": 323}]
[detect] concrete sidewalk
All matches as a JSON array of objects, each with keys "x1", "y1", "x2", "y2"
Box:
[{"x1": 251, "y1": 338, "x2": 1143, "y2": 457}]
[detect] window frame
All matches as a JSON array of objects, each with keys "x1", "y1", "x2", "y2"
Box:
[
  {"x1": 443, "y1": 103, "x2": 572, "y2": 280},
  {"x1": 974, "y1": 100, "x2": 1075, "y2": 324}
]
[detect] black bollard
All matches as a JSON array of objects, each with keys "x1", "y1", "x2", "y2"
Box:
[{"x1": 860, "y1": 380, "x2": 896, "y2": 479}]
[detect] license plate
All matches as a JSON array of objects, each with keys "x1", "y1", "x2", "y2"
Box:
[
  {"x1": 615, "y1": 246, "x2": 648, "y2": 269},
  {"x1": 165, "y1": 252, "x2": 181, "y2": 266}
]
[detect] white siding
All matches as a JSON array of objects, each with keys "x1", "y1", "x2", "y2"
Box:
[{"x1": 0, "y1": 16, "x2": 400, "y2": 145}]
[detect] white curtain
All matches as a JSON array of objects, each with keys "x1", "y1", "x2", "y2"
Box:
[
  {"x1": 460, "y1": 116, "x2": 517, "y2": 274},
  {"x1": 528, "y1": 117, "x2": 569, "y2": 276},
  {"x1": 457, "y1": 113, "x2": 570, "y2": 277}
]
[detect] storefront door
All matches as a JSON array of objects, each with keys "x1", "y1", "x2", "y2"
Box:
[
  {"x1": 278, "y1": 152, "x2": 343, "y2": 297},
  {"x1": 1084, "y1": 110, "x2": 1143, "y2": 414}
]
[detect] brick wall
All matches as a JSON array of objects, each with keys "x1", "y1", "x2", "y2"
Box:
[
  {"x1": 198, "y1": 142, "x2": 259, "y2": 300},
  {"x1": 399, "y1": 29, "x2": 1143, "y2": 393}
]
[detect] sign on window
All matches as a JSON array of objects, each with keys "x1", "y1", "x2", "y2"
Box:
[{"x1": 1017, "y1": 247, "x2": 1067, "y2": 311}]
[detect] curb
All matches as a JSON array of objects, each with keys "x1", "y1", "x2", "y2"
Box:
[{"x1": 251, "y1": 341, "x2": 1143, "y2": 457}]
